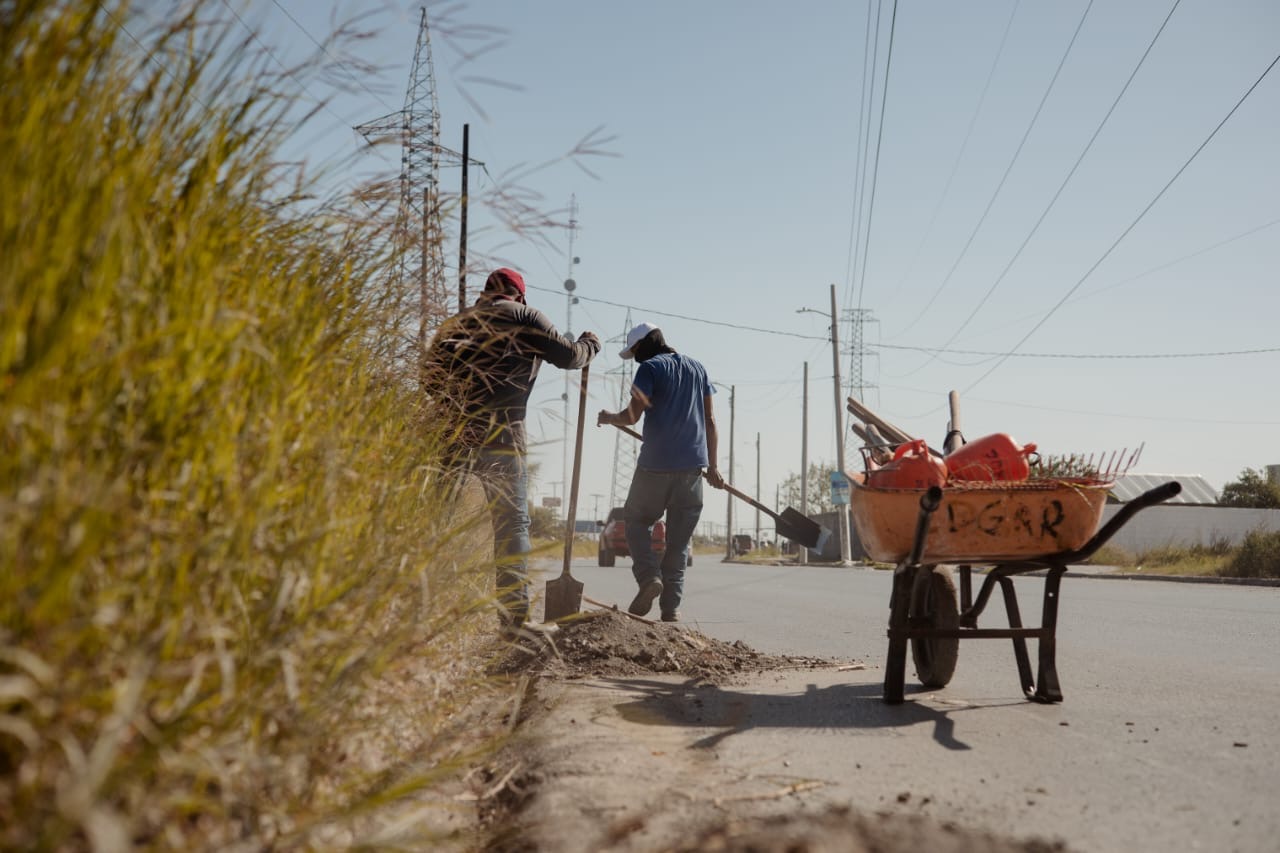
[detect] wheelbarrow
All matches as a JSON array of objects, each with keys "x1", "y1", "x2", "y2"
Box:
[{"x1": 848, "y1": 474, "x2": 1183, "y2": 704}]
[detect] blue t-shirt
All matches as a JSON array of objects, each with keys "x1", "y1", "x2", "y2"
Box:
[{"x1": 632, "y1": 353, "x2": 713, "y2": 471}]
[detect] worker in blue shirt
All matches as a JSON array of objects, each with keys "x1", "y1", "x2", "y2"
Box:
[{"x1": 597, "y1": 322, "x2": 724, "y2": 621}]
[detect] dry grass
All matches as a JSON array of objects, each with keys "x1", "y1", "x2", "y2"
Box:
[
  {"x1": 1, "y1": 3, "x2": 516, "y2": 848},
  {"x1": 1085, "y1": 543, "x2": 1234, "y2": 577}
]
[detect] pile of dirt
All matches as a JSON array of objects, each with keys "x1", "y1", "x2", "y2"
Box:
[{"x1": 492, "y1": 608, "x2": 855, "y2": 683}]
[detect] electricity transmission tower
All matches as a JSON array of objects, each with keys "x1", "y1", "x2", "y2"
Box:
[
  {"x1": 355, "y1": 6, "x2": 463, "y2": 348},
  {"x1": 607, "y1": 310, "x2": 637, "y2": 513},
  {"x1": 842, "y1": 307, "x2": 879, "y2": 460}
]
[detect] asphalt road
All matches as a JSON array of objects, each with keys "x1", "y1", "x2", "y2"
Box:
[{"x1": 530, "y1": 555, "x2": 1280, "y2": 853}]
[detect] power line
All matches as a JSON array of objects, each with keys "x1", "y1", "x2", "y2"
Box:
[
  {"x1": 218, "y1": 0, "x2": 351, "y2": 129},
  {"x1": 842, "y1": 0, "x2": 878, "y2": 306},
  {"x1": 268, "y1": 0, "x2": 397, "y2": 113},
  {"x1": 875, "y1": 343, "x2": 1280, "y2": 359},
  {"x1": 893, "y1": 0, "x2": 1095, "y2": 345},
  {"x1": 882, "y1": 0, "x2": 1021, "y2": 322},
  {"x1": 1074, "y1": 213, "x2": 1280, "y2": 303},
  {"x1": 935, "y1": 0, "x2": 1179, "y2": 361},
  {"x1": 524, "y1": 283, "x2": 1274, "y2": 361},
  {"x1": 963, "y1": 44, "x2": 1280, "y2": 394},
  {"x1": 854, "y1": 0, "x2": 899, "y2": 315},
  {"x1": 882, "y1": 384, "x2": 1280, "y2": 426},
  {"x1": 101, "y1": 7, "x2": 214, "y2": 112},
  {"x1": 522, "y1": 284, "x2": 828, "y2": 341}
]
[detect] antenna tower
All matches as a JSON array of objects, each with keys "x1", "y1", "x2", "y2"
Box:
[
  {"x1": 356, "y1": 6, "x2": 462, "y2": 347},
  {"x1": 561, "y1": 196, "x2": 580, "y2": 520}
]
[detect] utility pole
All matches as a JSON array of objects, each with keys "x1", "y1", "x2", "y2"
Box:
[
  {"x1": 457, "y1": 123, "x2": 469, "y2": 310},
  {"x1": 830, "y1": 284, "x2": 852, "y2": 564},
  {"x1": 799, "y1": 361, "x2": 809, "y2": 565}
]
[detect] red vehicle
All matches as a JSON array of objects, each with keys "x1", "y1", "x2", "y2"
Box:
[
  {"x1": 597, "y1": 507, "x2": 665, "y2": 567},
  {"x1": 597, "y1": 507, "x2": 692, "y2": 568}
]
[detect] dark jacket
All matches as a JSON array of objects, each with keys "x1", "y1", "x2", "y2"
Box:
[{"x1": 424, "y1": 297, "x2": 598, "y2": 451}]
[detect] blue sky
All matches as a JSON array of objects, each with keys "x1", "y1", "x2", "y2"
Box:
[{"x1": 175, "y1": 1, "x2": 1280, "y2": 530}]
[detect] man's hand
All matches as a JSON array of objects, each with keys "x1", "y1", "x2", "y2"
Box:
[
  {"x1": 578, "y1": 330, "x2": 601, "y2": 348},
  {"x1": 704, "y1": 466, "x2": 725, "y2": 489},
  {"x1": 597, "y1": 409, "x2": 616, "y2": 427}
]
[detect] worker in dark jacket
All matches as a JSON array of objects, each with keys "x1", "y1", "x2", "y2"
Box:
[
  {"x1": 597, "y1": 322, "x2": 723, "y2": 621},
  {"x1": 425, "y1": 268, "x2": 600, "y2": 634}
]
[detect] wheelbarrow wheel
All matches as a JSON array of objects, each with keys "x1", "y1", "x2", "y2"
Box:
[{"x1": 910, "y1": 566, "x2": 960, "y2": 688}]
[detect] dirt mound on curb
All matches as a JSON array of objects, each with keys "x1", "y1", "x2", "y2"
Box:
[{"x1": 492, "y1": 608, "x2": 857, "y2": 682}]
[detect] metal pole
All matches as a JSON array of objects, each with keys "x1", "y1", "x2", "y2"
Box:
[
  {"x1": 561, "y1": 199, "x2": 578, "y2": 523},
  {"x1": 830, "y1": 284, "x2": 852, "y2": 564},
  {"x1": 799, "y1": 361, "x2": 809, "y2": 565},
  {"x1": 725, "y1": 385, "x2": 735, "y2": 560},
  {"x1": 457, "y1": 124, "x2": 469, "y2": 310}
]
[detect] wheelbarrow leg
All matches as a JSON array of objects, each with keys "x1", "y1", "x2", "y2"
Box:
[
  {"x1": 996, "y1": 575, "x2": 1036, "y2": 697},
  {"x1": 883, "y1": 566, "x2": 911, "y2": 705},
  {"x1": 1033, "y1": 567, "x2": 1067, "y2": 703}
]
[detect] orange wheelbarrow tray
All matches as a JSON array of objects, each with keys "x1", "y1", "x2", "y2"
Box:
[{"x1": 848, "y1": 475, "x2": 1112, "y2": 564}]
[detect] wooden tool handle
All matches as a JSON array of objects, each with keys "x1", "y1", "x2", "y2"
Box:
[{"x1": 562, "y1": 364, "x2": 590, "y2": 578}]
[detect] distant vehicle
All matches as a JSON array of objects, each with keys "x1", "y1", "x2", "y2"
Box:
[
  {"x1": 598, "y1": 507, "x2": 691, "y2": 567},
  {"x1": 731, "y1": 534, "x2": 754, "y2": 556}
]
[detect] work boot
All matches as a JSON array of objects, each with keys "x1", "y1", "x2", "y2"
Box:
[
  {"x1": 628, "y1": 578, "x2": 663, "y2": 617},
  {"x1": 660, "y1": 610, "x2": 679, "y2": 623}
]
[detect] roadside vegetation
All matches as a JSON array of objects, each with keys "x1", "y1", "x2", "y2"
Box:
[
  {"x1": 2, "y1": 3, "x2": 511, "y2": 849},
  {"x1": 1086, "y1": 534, "x2": 1280, "y2": 580}
]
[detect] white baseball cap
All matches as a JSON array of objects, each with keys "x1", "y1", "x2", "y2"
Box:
[{"x1": 619, "y1": 321, "x2": 660, "y2": 360}]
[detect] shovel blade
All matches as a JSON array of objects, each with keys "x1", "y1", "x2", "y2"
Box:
[
  {"x1": 777, "y1": 507, "x2": 825, "y2": 549},
  {"x1": 543, "y1": 573, "x2": 584, "y2": 622}
]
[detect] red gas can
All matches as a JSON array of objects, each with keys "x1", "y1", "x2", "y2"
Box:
[
  {"x1": 868, "y1": 439, "x2": 948, "y2": 489},
  {"x1": 945, "y1": 433, "x2": 1038, "y2": 482}
]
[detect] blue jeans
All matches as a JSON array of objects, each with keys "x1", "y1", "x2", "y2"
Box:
[
  {"x1": 624, "y1": 466, "x2": 703, "y2": 615},
  {"x1": 474, "y1": 445, "x2": 531, "y2": 626}
]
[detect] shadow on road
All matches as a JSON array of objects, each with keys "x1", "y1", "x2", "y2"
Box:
[{"x1": 603, "y1": 676, "x2": 1025, "y2": 752}]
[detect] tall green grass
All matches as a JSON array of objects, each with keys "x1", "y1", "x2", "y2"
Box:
[{"x1": 2, "y1": 2, "x2": 502, "y2": 847}]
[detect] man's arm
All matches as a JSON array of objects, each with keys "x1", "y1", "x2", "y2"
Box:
[
  {"x1": 597, "y1": 386, "x2": 648, "y2": 428},
  {"x1": 703, "y1": 395, "x2": 724, "y2": 488},
  {"x1": 519, "y1": 305, "x2": 600, "y2": 369}
]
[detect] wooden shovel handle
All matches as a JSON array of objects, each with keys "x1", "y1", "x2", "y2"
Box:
[{"x1": 562, "y1": 364, "x2": 590, "y2": 579}]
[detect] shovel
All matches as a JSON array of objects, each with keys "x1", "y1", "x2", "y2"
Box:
[
  {"x1": 718, "y1": 480, "x2": 830, "y2": 551},
  {"x1": 544, "y1": 364, "x2": 589, "y2": 622},
  {"x1": 611, "y1": 423, "x2": 829, "y2": 551}
]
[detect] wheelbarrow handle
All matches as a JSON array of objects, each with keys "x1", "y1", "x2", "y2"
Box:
[{"x1": 1060, "y1": 481, "x2": 1183, "y2": 564}]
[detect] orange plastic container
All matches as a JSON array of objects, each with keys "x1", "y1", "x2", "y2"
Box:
[
  {"x1": 868, "y1": 439, "x2": 948, "y2": 489},
  {"x1": 946, "y1": 433, "x2": 1037, "y2": 482}
]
